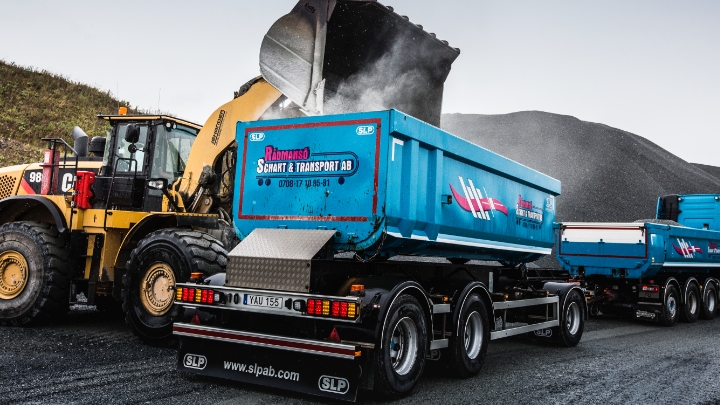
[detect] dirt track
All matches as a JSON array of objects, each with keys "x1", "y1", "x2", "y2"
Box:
[{"x1": 2, "y1": 307, "x2": 720, "y2": 404}]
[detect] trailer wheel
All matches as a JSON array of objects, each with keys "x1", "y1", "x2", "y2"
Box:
[
  {"x1": 0, "y1": 222, "x2": 70, "y2": 326},
  {"x1": 680, "y1": 283, "x2": 700, "y2": 323},
  {"x1": 374, "y1": 294, "x2": 427, "y2": 399},
  {"x1": 123, "y1": 229, "x2": 226, "y2": 344},
  {"x1": 448, "y1": 293, "x2": 489, "y2": 378},
  {"x1": 660, "y1": 285, "x2": 680, "y2": 326},
  {"x1": 554, "y1": 289, "x2": 585, "y2": 347},
  {"x1": 700, "y1": 283, "x2": 717, "y2": 320}
]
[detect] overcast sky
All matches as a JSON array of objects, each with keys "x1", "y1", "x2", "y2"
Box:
[{"x1": 0, "y1": 0, "x2": 717, "y2": 165}]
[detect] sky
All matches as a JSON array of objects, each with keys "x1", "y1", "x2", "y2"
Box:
[{"x1": 0, "y1": 0, "x2": 718, "y2": 166}]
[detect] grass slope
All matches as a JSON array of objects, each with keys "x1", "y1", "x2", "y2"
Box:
[{"x1": 0, "y1": 60, "x2": 138, "y2": 166}]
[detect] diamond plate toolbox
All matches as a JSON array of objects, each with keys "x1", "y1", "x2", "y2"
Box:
[{"x1": 226, "y1": 229, "x2": 336, "y2": 292}]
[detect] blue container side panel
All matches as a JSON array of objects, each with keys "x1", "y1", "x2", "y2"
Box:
[{"x1": 383, "y1": 112, "x2": 559, "y2": 262}]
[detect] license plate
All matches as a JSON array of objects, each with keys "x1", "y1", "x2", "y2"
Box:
[{"x1": 244, "y1": 294, "x2": 284, "y2": 309}]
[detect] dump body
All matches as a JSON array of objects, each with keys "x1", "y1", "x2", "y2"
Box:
[
  {"x1": 234, "y1": 110, "x2": 560, "y2": 263},
  {"x1": 556, "y1": 222, "x2": 720, "y2": 279}
]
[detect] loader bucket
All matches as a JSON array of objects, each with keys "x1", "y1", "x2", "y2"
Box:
[{"x1": 260, "y1": 0, "x2": 460, "y2": 127}]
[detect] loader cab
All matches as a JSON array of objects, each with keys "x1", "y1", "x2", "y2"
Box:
[{"x1": 94, "y1": 114, "x2": 200, "y2": 211}]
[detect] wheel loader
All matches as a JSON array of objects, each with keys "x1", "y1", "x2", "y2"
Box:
[{"x1": 0, "y1": 0, "x2": 459, "y2": 342}]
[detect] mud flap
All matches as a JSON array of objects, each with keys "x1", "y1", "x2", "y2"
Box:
[{"x1": 179, "y1": 337, "x2": 361, "y2": 401}]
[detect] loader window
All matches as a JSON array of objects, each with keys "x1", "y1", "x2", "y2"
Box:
[
  {"x1": 151, "y1": 122, "x2": 197, "y2": 183},
  {"x1": 113, "y1": 123, "x2": 148, "y2": 173}
]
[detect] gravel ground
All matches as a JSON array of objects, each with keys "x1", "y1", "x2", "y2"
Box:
[{"x1": 2, "y1": 307, "x2": 720, "y2": 404}]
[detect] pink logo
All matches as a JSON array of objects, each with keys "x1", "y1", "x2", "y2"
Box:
[
  {"x1": 674, "y1": 238, "x2": 703, "y2": 258},
  {"x1": 710, "y1": 242, "x2": 718, "y2": 249},
  {"x1": 518, "y1": 195, "x2": 532, "y2": 210},
  {"x1": 449, "y1": 177, "x2": 508, "y2": 220}
]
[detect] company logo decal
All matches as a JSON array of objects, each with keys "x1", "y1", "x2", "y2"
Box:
[
  {"x1": 210, "y1": 110, "x2": 225, "y2": 146},
  {"x1": 516, "y1": 195, "x2": 544, "y2": 223},
  {"x1": 249, "y1": 132, "x2": 265, "y2": 142},
  {"x1": 709, "y1": 242, "x2": 720, "y2": 255},
  {"x1": 318, "y1": 375, "x2": 349, "y2": 394},
  {"x1": 183, "y1": 354, "x2": 207, "y2": 370},
  {"x1": 546, "y1": 196, "x2": 555, "y2": 211},
  {"x1": 674, "y1": 238, "x2": 703, "y2": 258},
  {"x1": 356, "y1": 125, "x2": 375, "y2": 135},
  {"x1": 449, "y1": 176, "x2": 508, "y2": 220},
  {"x1": 254, "y1": 145, "x2": 360, "y2": 186}
]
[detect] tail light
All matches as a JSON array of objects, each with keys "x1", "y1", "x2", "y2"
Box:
[
  {"x1": 642, "y1": 285, "x2": 659, "y2": 293},
  {"x1": 306, "y1": 299, "x2": 358, "y2": 319},
  {"x1": 175, "y1": 287, "x2": 221, "y2": 305}
]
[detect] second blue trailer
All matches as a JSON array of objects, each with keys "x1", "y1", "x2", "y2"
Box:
[{"x1": 556, "y1": 194, "x2": 720, "y2": 325}]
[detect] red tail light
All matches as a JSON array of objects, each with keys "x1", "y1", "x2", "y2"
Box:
[
  {"x1": 305, "y1": 298, "x2": 358, "y2": 319},
  {"x1": 176, "y1": 287, "x2": 218, "y2": 305}
]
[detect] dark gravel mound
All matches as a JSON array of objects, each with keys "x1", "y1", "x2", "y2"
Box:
[
  {"x1": 441, "y1": 111, "x2": 720, "y2": 267},
  {"x1": 694, "y1": 163, "x2": 720, "y2": 181}
]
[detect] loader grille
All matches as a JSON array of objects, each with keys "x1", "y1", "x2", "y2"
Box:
[{"x1": 0, "y1": 175, "x2": 19, "y2": 199}]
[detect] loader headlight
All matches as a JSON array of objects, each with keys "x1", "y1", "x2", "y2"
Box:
[{"x1": 148, "y1": 178, "x2": 167, "y2": 190}]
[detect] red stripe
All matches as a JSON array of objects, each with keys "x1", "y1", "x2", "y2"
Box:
[
  {"x1": 173, "y1": 325, "x2": 355, "y2": 357},
  {"x1": 20, "y1": 178, "x2": 35, "y2": 194},
  {"x1": 238, "y1": 118, "x2": 382, "y2": 221},
  {"x1": 372, "y1": 122, "x2": 381, "y2": 215}
]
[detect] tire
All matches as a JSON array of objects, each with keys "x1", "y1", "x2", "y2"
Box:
[
  {"x1": 660, "y1": 285, "x2": 680, "y2": 326},
  {"x1": 374, "y1": 294, "x2": 427, "y2": 399},
  {"x1": 448, "y1": 293, "x2": 489, "y2": 378},
  {"x1": 122, "y1": 228, "x2": 226, "y2": 343},
  {"x1": 554, "y1": 289, "x2": 585, "y2": 347},
  {"x1": 0, "y1": 221, "x2": 70, "y2": 325},
  {"x1": 700, "y1": 283, "x2": 717, "y2": 320},
  {"x1": 680, "y1": 283, "x2": 700, "y2": 323}
]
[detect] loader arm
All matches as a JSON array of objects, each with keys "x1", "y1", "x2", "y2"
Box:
[{"x1": 173, "y1": 79, "x2": 281, "y2": 210}]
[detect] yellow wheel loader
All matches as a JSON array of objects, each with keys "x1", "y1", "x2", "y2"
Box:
[{"x1": 0, "y1": 0, "x2": 459, "y2": 343}]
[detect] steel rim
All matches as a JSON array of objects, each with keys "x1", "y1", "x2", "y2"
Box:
[
  {"x1": 667, "y1": 295, "x2": 677, "y2": 318},
  {"x1": 464, "y1": 311, "x2": 483, "y2": 359},
  {"x1": 688, "y1": 291, "x2": 698, "y2": 314},
  {"x1": 707, "y1": 291, "x2": 716, "y2": 313},
  {"x1": 565, "y1": 302, "x2": 581, "y2": 336},
  {"x1": 389, "y1": 316, "x2": 418, "y2": 376},
  {"x1": 139, "y1": 262, "x2": 176, "y2": 316},
  {"x1": 0, "y1": 250, "x2": 29, "y2": 300}
]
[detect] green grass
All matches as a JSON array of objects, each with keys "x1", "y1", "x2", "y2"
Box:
[{"x1": 0, "y1": 60, "x2": 143, "y2": 165}]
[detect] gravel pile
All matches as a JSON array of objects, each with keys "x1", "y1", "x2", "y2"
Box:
[
  {"x1": 441, "y1": 111, "x2": 720, "y2": 266},
  {"x1": 695, "y1": 163, "x2": 720, "y2": 181}
]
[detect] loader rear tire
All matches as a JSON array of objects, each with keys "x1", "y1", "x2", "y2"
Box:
[
  {"x1": 0, "y1": 221, "x2": 70, "y2": 325},
  {"x1": 123, "y1": 229, "x2": 226, "y2": 344}
]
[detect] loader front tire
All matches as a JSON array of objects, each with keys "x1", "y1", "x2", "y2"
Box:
[
  {"x1": 123, "y1": 229, "x2": 226, "y2": 344},
  {"x1": 0, "y1": 221, "x2": 70, "y2": 325}
]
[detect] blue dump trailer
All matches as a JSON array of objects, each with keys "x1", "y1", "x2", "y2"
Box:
[
  {"x1": 173, "y1": 111, "x2": 585, "y2": 401},
  {"x1": 556, "y1": 194, "x2": 720, "y2": 326}
]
